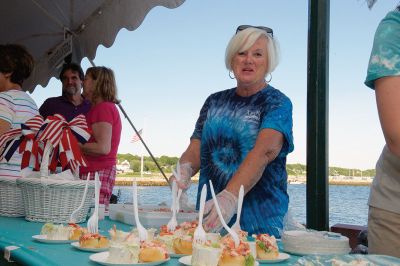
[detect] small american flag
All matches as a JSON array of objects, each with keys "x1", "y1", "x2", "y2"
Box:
[{"x1": 131, "y1": 129, "x2": 143, "y2": 143}]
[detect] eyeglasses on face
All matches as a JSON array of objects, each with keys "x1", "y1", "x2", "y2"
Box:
[{"x1": 235, "y1": 25, "x2": 273, "y2": 37}]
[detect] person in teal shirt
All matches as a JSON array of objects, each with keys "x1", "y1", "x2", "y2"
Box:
[
  {"x1": 171, "y1": 25, "x2": 293, "y2": 237},
  {"x1": 365, "y1": 4, "x2": 400, "y2": 258}
]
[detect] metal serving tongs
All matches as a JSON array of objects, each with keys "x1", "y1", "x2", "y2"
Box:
[{"x1": 209, "y1": 180, "x2": 240, "y2": 247}]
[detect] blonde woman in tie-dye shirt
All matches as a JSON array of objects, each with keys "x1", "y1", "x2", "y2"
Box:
[
  {"x1": 0, "y1": 44, "x2": 39, "y2": 178},
  {"x1": 365, "y1": 5, "x2": 400, "y2": 258}
]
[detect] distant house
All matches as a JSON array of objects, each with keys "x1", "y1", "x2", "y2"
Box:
[{"x1": 116, "y1": 160, "x2": 131, "y2": 173}]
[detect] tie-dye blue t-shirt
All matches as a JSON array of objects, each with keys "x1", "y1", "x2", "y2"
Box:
[{"x1": 192, "y1": 85, "x2": 294, "y2": 237}]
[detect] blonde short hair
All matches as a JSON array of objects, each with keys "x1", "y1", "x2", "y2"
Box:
[{"x1": 225, "y1": 27, "x2": 280, "y2": 76}]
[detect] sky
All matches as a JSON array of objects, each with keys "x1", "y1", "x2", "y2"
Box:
[{"x1": 30, "y1": 0, "x2": 400, "y2": 170}]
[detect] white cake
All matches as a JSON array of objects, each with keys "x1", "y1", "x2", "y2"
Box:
[
  {"x1": 40, "y1": 223, "x2": 72, "y2": 240},
  {"x1": 107, "y1": 242, "x2": 140, "y2": 263},
  {"x1": 282, "y1": 230, "x2": 351, "y2": 255},
  {"x1": 191, "y1": 242, "x2": 222, "y2": 266}
]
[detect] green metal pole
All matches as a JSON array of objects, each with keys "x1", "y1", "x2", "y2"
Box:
[{"x1": 306, "y1": 0, "x2": 330, "y2": 231}]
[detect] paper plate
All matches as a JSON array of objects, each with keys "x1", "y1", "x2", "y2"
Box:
[
  {"x1": 89, "y1": 251, "x2": 170, "y2": 266},
  {"x1": 178, "y1": 255, "x2": 259, "y2": 266},
  {"x1": 71, "y1": 241, "x2": 109, "y2": 252},
  {"x1": 178, "y1": 256, "x2": 191, "y2": 266},
  {"x1": 295, "y1": 254, "x2": 400, "y2": 265},
  {"x1": 32, "y1": 235, "x2": 74, "y2": 244},
  {"x1": 257, "y1": 252, "x2": 290, "y2": 263},
  {"x1": 281, "y1": 247, "x2": 350, "y2": 256},
  {"x1": 169, "y1": 252, "x2": 186, "y2": 258}
]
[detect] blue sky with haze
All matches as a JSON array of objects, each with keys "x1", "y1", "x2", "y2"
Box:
[{"x1": 31, "y1": 0, "x2": 400, "y2": 170}]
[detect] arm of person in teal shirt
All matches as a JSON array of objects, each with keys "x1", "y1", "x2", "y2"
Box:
[{"x1": 375, "y1": 76, "x2": 400, "y2": 157}]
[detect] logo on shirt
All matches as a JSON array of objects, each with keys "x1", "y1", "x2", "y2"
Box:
[{"x1": 244, "y1": 110, "x2": 261, "y2": 122}]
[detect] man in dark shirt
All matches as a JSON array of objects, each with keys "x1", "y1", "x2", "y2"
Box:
[{"x1": 39, "y1": 63, "x2": 90, "y2": 121}]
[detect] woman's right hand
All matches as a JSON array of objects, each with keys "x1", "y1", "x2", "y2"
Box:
[
  {"x1": 203, "y1": 189, "x2": 238, "y2": 232},
  {"x1": 169, "y1": 162, "x2": 193, "y2": 190},
  {"x1": 168, "y1": 174, "x2": 191, "y2": 190}
]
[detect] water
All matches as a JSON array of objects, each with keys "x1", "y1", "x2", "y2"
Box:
[
  {"x1": 113, "y1": 184, "x2": 370, "y2": 227},
  {"x1": 287, "y1": 184, "x2": 369, "y2": 227}
]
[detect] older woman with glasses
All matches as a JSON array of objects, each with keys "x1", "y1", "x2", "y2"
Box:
[
  {"x1": 170, "y1": 25, "x2": 294, "y2": 237},
  {"x1": 79, "y1": 66, "x2": 122, "y2": 209}
]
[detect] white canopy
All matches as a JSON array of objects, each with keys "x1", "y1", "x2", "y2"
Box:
[{"x1": 1, "y1": 0, "x2": 185, "y2": 92}]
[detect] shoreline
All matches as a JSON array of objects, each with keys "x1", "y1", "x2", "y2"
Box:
[
  {"x1": 115, "y1": 176, "x2": 199, "y2": 186},
  {"x1": 115, "y1": 176, "x2": 372, "y2": 187}
]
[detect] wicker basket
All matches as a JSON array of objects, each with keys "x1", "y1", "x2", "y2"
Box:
[
  {"x1": 17, "y1": 177, "x2": 95, "y2": 223},
  {"x1": 16, "y1": 142, "x2": 95, "y2": 223},
  {"x1": 0, "y1": 176, "x2": 25, "y2": 217}
]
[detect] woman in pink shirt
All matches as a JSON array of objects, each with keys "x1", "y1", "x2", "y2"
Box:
[{"x1": 80, "y1": 66, "x2": 122, "y2": 207}]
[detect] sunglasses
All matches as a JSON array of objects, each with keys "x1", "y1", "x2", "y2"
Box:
[{"x1": 235, "y1": 25, "x2": 273, "y2": 37}]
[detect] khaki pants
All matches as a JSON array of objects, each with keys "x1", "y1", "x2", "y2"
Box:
[{"x1": 368, "y1": 206, "x2": 400, "y2": 258}]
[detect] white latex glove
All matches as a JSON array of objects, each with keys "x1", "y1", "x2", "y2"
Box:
[
  {"x1": 203, "y1": 189, "x2": 238, "y2": 233},
  {"x1": 169, "y1": 161, "x2": 193, "y2": 190},
  {"x1": 179, "y1": 191, "x2": 195, "y2": 211}
]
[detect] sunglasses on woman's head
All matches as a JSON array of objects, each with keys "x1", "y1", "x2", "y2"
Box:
[{"x1": 235, "y1": 25, "x2": 273, "y2": 37}]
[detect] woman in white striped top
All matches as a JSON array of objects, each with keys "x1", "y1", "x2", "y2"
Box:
[{"x1": 0, "y1": 44, "x2": 39, "y2": 178}]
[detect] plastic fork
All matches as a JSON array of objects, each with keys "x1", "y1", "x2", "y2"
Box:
[
  {"x1": 209, "y1": 180, "x2": 240, "y2": 247},
  {"x1": 231, "y1": 185, "x2": 244, "y2": 232},
  {"x1": 172, "y1": 163, "x2": 182, "y2": 212},
  {"x1": 69, "y1": 173, "x2": 91, "y2": 223},
  {"x1": 176, "y1": 188, "x2": 182, "y2": 212},
  {"x1": 167, "y1": 181, "x2": 178, "y2": 231},
  {"x1": 132, "y1": 181, "x2": 147, "y2": 241},
  {"x1": 193, "y1": 184, "x2": 207, "y2": 244},
  {"x1": 87, "y1": 172, "x2": 100, "y2": 234}
]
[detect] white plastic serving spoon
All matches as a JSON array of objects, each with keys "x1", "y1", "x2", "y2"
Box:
[
  {"x1": 132, "y1": 181, "x2": 147, "y2": 241},
  {"x1": 167, "y1": 180, "x2": 178, "y2": 231},
  {"x1": 193, "y1": 184, "x2": 207, "y2": 244},
  {"x1": 231, "y1": 185, "x2": 244, "y2": 231}
]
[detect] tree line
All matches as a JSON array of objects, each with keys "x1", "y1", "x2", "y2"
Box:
[
  {"x1": 117, "y1": 154, "x2": 179, "y2": 174},
  {"x1": 286, "y1": 163, "x2": 375, "y2": 177},
  {"x1": 117, "y1": 154, "x2": 376, "y2": 177},
  {"x1": 117, "y1": 153, "x2": 375, "y2": 176}
]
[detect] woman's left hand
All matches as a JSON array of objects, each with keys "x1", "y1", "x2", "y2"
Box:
[{"x1": 203, "y1": 189, "x2": 237, "y2": 232}]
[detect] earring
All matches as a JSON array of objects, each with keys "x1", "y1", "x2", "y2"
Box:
[
  {"x1": 229, "y1": 71, "x2": 235, "y2": 79},
  {"x1": 266, "y1": 73, "x2": 272, "y2": 83}
]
